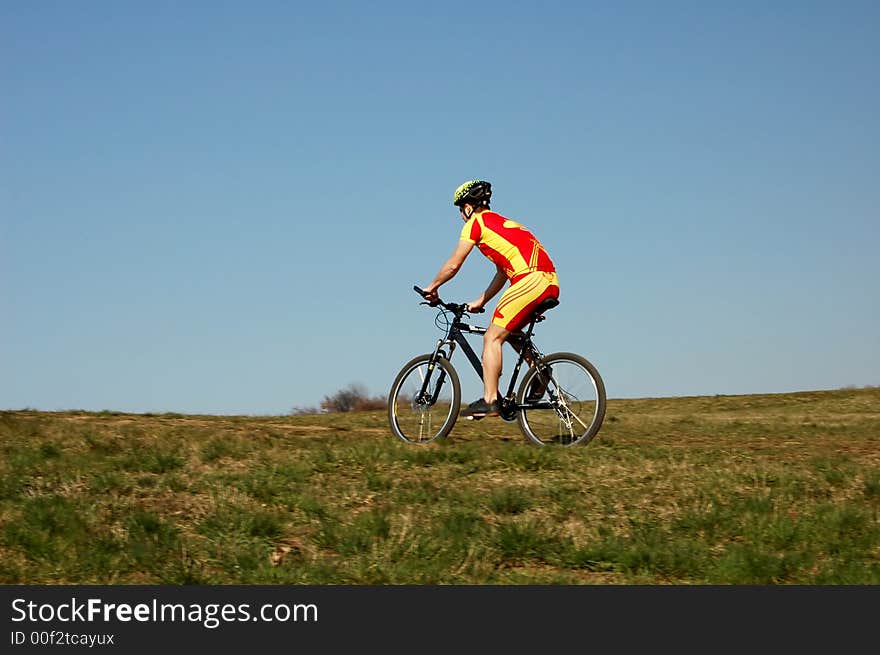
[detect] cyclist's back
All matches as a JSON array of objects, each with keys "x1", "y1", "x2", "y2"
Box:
[{"x1": 460, "y1": 210, "x2": 556, "y2": 284}]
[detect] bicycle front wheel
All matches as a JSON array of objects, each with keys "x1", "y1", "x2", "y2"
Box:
[
  {"x1": 388, "y1": 354, "x2": 461, "y2": 444},
  {"x1": 516, "y1": 352, "x2": 606, "y2": 447}
]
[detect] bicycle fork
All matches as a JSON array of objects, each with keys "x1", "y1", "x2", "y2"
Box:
[{"x1": 418, "y1": 339, "x2": 456, "y2": 406}]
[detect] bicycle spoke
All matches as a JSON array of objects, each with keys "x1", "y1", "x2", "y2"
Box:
[
  {"x1": 517, "y1": 353, "x2": 606, "y2": 447},
  {"x1": 388, "y1": 355, "x2": 460, "y2": 444}
]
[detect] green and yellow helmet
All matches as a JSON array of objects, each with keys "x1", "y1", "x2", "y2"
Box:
[{"x1": 453, "y1": 179, "x2": 492, "y2": 208}]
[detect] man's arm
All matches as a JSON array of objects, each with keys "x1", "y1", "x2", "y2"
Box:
[
  {"x1": 468, "y1": 265, "x2": 507, "y2": 311},
  {"x1": 423, "y1": 239, "x2": 475, "y2": 300}
]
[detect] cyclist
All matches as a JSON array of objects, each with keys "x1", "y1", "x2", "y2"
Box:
[{"x1": 421, "y1": 179, "x2": 560, "y2": 419}]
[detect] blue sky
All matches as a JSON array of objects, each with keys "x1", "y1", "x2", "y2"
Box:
[{"x1": 3, "y1": 1, "x2": 878, "y2": 415}]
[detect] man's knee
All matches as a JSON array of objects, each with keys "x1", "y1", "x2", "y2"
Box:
[{"x1": 484, "y1": 324, "x2": 510, "y2": 345}]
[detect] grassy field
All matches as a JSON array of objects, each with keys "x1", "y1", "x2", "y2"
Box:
[{"x1": 1, "y1": 388, "x2": 879, "y2": 585}]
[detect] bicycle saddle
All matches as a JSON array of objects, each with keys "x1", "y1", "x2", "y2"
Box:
[{"x1": 533, "y1": 297, "x2": 559, "y2": 316}]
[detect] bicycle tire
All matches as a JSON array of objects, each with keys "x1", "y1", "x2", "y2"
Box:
[
  {"x1": 516, "y1": 352, "x2": 606, "y2": 447},
  {"x1": 387, "y1": 354, "x2": 461, "y2": 444}
]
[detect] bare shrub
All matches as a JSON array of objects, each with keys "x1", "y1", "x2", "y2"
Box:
[{"x1": 320, "y1": 383, "x2": 386, "y2": 413}]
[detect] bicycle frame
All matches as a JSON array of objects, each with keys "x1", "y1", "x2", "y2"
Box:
[{"x1": 418, "y1": 292, "x2": 552, "y2": 413}]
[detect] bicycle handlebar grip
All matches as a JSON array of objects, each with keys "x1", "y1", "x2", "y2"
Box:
[
  {"x1": 413, "y1": 285, "x2": 439, "y2": 306},
  {"x1": 412, "y1": 285, "x2": 483, "y2": 313}
]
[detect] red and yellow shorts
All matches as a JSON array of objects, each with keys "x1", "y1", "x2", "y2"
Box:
[{"x1": 492, "y1": 271, "x2": 560, "y2": 332}]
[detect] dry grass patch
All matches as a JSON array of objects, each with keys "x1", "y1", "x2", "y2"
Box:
[{"x1": 2, "y1": 387, "x2": 878, "y2": 584}]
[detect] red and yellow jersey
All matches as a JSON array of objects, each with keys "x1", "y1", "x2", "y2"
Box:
[{"x1": 460, "y1": 211, "x2": 555, "y2": 282}]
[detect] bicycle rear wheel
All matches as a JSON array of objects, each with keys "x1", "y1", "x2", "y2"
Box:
[
  {"x1": 388, "y1": 354, "x2": 461, "y2": 444},
  {"x1": 516, "y1": 352, "x2": 606, "y2": 447}
]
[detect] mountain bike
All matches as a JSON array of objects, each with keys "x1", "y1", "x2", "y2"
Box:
[{"x1": 387, "y1": 285, "x2": 606, "y2": 447}]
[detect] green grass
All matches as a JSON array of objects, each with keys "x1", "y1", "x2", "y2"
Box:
[{"x1": 1, "y1": 387, "x2": 879, "y2": 584}]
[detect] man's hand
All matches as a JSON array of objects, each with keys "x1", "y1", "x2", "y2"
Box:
[
  {"x1": 421, "y1": 286, "x2": 440, "y2": 303},
  {"x1": 466, "y1": 300, "x2": 485, "y2": 313}
]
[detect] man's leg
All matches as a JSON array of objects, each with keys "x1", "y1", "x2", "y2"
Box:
[{"x1": 482, "y1": 323, "x2": 509, "y2": 403}]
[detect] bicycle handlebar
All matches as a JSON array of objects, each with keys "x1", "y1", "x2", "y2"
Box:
[{"x1": 413, "y1": 285, "x2": 485, "y2": 314}]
